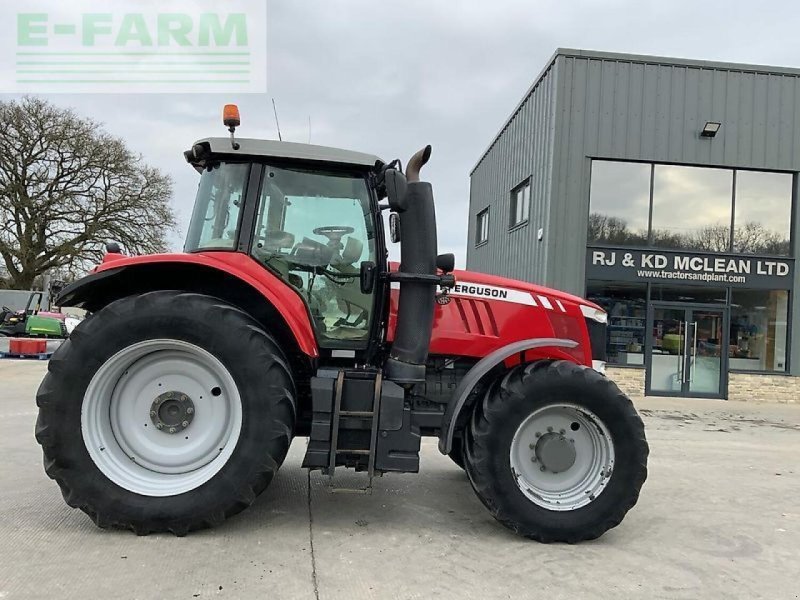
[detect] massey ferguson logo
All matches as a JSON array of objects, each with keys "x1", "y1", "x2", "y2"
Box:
[
  {"x1": 452, "y1": 284, "x2": 509, "y2": 299},
  {"x1": 449, "y1": 283, "x2": 536, "y2": 306}
]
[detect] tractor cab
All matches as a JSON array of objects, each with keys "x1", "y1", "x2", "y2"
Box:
[{"x1": 183, "y1": 138, "x2": 382, "y2": 350}]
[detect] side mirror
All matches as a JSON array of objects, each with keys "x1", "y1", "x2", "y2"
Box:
[
  {"x1": 389, "y1": 213, "x2": 401, "y2": 243},
  {"x1": 360, "y1": 261, "x2": 377, "y2": 294},
  {"x1": 384, "y1": 169, "x2": 408, "y2": 213},
  {"x1": 436, "y1": 253, "x2": 455, "y2": 274}
]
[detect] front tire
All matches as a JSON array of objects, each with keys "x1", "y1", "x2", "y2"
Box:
[
  {"x1": 464, "y1": 360, "x2": 648, "y2": 543},
  {"x1": 35, "y1": 291, "x2": 296, "y2": 535}
]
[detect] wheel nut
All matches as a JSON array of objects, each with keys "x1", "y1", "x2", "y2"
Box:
[
  {"x1": 182, "y1": 420, "x2": 189, "y2": 428},
  {"x1": 529, "y1": 443, "x2": 535, "y2": 449},
  {"x1": 169, "y1": 427, "x2": 176, "y2": 433},
  {"x1": 156, "y1": 423, "x2": 163, "y2": 430},
  {"x1": 186, "y1": 407, "x2": 194, "y2": 415},
  {"x1": 547, "y1": 426, "x2": 553, "y2": 433},
  {"x1": 535, "y1": 432, "x2": 541, "y2": 438},
  {"x1": 150, "y1": 410, "x2": 156, "y2": 417},
  {"x1": 540, "y1": 465, "x2": 546, "y2": 472}
]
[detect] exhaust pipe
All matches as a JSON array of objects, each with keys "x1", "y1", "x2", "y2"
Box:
[{"x1": 384, "y1": 146, "x2": 438, "y2": 384}]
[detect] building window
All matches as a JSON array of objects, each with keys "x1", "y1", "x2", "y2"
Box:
[
  {"x1": 651, "y1": 165, "x2": 733, "y2": 252},
  {"x1": 730, "y1": 289, "x2": 789, "y2": 372},
  {"x1": 476, "y1": 208, "x2": 489, "y2": 245},
  {"x1": 589, "y1": 160, "x2": 794, "y2": 255},
  {"x1": 734, "y1": 171, "x2": 793, "y2": 256},
  {"x1": 586, "y1": 281, "x2": 647, "y2": 366},
  {"x1": 510, "y1": 179, "x2": 530, "y2": 228},
  {"x1": 649, "y1": 285, "x2": 728, "y2": 305},
  {"x1": 588, "y1": 161, "x2": 651, "y2": 245}
]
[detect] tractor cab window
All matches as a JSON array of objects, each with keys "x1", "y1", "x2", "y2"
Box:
[
  {"x1": 252, "y1": 165, "x2": 377, "y2": 348},
  {"x1": 185, "y1": 162, "x2": 250, "y2": 251}
]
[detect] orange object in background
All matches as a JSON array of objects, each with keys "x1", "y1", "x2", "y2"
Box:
[{"x1": 9, "y1": 338, "x2": 47, "y2": 355}]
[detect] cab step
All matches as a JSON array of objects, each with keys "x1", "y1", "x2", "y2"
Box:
[{"x1": 301, "y1": 367, "x2": 421, "y2": 490}]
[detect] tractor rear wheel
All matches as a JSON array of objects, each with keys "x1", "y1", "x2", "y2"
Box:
[
  {"x1": 448, "y1": 436, "x2": 466, "y2": 470},
  {"x1": 464, "y1": 360, "x2": 648, "y2": 543},
  {"x1": 35, "y1": 291, "x2": 296, "y2": 535}
]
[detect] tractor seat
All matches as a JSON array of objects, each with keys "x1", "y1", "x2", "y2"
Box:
[
  {"x1": 262, "y1": 230, "x2": 295, "y2": 253},
  {"x1": 333, "y1": 237, "x2": 363, "y2": 266}
]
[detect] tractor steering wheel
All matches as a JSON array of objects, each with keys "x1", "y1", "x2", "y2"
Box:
[{"x1": 313, "y1": 226, "x2": 355, "y2": 248}]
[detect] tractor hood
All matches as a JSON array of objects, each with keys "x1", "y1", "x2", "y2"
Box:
[
  {"x1": 388, "y1": 262, "x2": 603, "y2": 313},
  {"x1": 450, "y1": 269, "x2": 604, "y2": 313}
]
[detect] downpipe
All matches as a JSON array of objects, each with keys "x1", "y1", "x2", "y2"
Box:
[{"x1": 384, "y1": 146, "x2": 439, "y2": 384}]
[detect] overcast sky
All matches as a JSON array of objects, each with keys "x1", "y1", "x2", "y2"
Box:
[{"x1": 4, "y1": 0, "x2": 800, "y2": 267}]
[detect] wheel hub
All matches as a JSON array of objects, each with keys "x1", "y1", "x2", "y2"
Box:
[
  {"x1": 150, "y1": 391, "x2": 194, "y2": 434},
  {"x1": 510, "y1": 404, "x2": 615, "y2": 511},
  {"x1": 535, "y1": 432, "x2": 576, "y2": 473},
  {"x1": 82, "y1": 340, "x2": 243, "y2": 497}
]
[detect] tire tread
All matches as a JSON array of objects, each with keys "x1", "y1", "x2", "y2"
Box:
[
  {"x1": 35, "y1": 291, "x2": 296, "y2": 535},
  {"x1": 464, "y1": 360, "x2": 648, "y2": 543}
]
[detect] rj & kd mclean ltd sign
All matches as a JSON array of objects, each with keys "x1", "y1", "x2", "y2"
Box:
[{"x1": 586, "y1": 247, "x2": 793, "y2": 290}]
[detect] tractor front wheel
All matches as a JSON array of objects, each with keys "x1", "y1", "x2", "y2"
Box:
[
  {"x1": 35, "y1": 291, "x2": 296, "y2": 535},
  {"x1": 464, "y1": 360, "x2": 648, "y2": 543}
]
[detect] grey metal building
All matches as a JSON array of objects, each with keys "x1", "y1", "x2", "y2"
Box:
[{"x1": 467, "y1": 48, "x2": 800, "y2": 400}]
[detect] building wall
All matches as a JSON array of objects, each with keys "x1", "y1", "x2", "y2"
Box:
[
  {"x1": 548, "y1": 50, "x2": 800, "y2": 295},
  {"x1": 467, "y1": 61, "x2": 558, "y2": 283},
  {"x1": 469, "y1": 48, "x2": 800, "y2": 378},
  {"x1": 606, "y1": 367, "x2": 800, "y2": 403}
]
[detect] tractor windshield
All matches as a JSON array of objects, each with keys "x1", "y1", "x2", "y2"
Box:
[
  {"x1": 185, "y1": 162, "x2": 249, "y2": 251},
  {"x1": 252, "y1": 165, "x2": 377, "y2": 348}
]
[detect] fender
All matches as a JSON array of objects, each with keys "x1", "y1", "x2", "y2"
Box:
[
  {"x1": 56, "y1": 252, "x2": 319, "y2": 358},
  {"x1": 438, "y1": 338, "x2": 579, "y2": 455}
]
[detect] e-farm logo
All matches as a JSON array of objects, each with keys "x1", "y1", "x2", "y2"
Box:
[{"x1": 2, "y1": 0, "x2": 267, "y2": 93}]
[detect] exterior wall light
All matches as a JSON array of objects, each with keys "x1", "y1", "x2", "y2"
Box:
[{"x1": 700, "y1": 121, "x2": 722, "y2": 138}]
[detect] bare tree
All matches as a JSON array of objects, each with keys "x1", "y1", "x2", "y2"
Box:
[
  {"x1": 733, "y1": 222, "x2": 790, "y2": 255},
  {"x1": 587, "y1": 213, "x2": 647, "y2": 245},
  {"x1": 691, "y1": 225, "x2": 731, "y2": 253},
  {"x1": 0, "y1": 97, "x2": 176, "y2": 290}
]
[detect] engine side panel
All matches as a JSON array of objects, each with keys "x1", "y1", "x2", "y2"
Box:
[{"x1": 388, "y1": 270, "x2": 593, "y2": 365}]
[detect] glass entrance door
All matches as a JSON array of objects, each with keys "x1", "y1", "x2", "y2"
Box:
[{"x1": 647, "y1": 304, "x2": 728, "y2": 398}]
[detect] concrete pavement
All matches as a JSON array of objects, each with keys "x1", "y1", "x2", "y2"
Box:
[{"x1": 1, "y1": 360, "x2": 799, "y2": 599}]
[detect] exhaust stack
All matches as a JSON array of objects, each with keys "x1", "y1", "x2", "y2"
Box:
[{"x1": 384, "y1": 146, "x2": 439, "y2": 384}]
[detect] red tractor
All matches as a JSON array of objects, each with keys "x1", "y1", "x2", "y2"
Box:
[{"x1": 36, "y1": 107, "x2": 648, "y2": 542}]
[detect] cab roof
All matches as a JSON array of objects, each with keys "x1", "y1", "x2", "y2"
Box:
[{"x1": 185, "y1": 137, "x2": 384, "y2": 172}]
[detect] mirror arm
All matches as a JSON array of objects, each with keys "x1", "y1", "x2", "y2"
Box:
[{"x1": 385, "y1": 272, "x2": 456, "y2": 289}]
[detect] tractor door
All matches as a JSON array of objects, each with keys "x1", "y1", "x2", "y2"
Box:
[{"x1": 249, "y1": 164, "x2": 380, "y2": 350}]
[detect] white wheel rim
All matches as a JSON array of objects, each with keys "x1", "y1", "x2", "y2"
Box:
[
  {"x1": 509, "y1": 404, "x2": 615, "y2": 511},
  {"x1": 81, "y1": 339, "x2": 243, "y2": 497}
]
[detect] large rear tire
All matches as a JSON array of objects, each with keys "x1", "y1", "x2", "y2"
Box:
[
  {"x1": 464, "y1": 360, "x2": 648, "y2": 543},
  {"x1": 35, "y1": 291, "x2": 296, "y2": 535},
  {"x1": 448, "y1": 436, "x2": 466, "y2": 470}
]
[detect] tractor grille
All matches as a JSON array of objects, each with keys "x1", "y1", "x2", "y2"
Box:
[
  {"x1": 60, "y1": 322, "x2": 68, "y2": 338},
  {"x1": 585, "y1": 318, "x2": 607, "y2": 362}
]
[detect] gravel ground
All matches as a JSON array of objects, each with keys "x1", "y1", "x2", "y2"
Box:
[{"x1": 1, "y1": 360, "x2": 798, "y2": 600}]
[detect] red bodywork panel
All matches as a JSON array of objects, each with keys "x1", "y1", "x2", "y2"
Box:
[
  {"x1": 94, "y1": 253, "x2": 598, "y2": 365},
  {"x1": 95, "y1": 252, "x2": 319, "y2": 358},
  {"x1": 388, "y1": 266, "x2": 598, "y2": 367}
]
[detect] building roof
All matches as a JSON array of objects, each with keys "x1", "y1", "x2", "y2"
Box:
[
  {"x1": 471, "y1": 48, "x2": 800, "y2": 174},
  {"x1": 187, "y1": 137, "x2": 383, "y2": 170}
]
